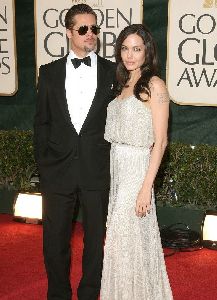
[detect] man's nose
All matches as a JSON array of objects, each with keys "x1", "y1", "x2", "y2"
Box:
[{"x1": 86, "y1": 27, "x2": 93, "y2": 36}]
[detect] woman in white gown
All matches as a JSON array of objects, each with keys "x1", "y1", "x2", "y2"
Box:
[{"x1": 101, "y1": 24, "x2": 173, "y2": 300}]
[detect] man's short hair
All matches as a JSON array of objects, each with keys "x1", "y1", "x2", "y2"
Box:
[{"x1": 65, "y1": 4, "x2": 97, "y2": 29}]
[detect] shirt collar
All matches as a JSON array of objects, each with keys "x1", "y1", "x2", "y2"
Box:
[{"x1": 67, "y1": 50, "x2": 97, "y2": 67}]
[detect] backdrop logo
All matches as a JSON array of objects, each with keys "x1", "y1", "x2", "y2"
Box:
[
  {"x1": 71, "y1": 0, "x2": 87, "y2": 4},
  {"x1": 71, "y1": 0, "x2": 104, "y2": 7},
  {"x1": 93, "y1": 0, "x2": 104, "y2": 7},
  {"x1": 167, "y1": 0, "x2": 217, "y2": 106},
  {"x1": 203, "y1": 0, "x2": 217, "y2": 8}
]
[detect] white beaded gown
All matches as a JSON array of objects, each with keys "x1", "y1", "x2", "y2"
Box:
[{"x1": 100, "y1": 95, "x2": 173, "y2": 300}]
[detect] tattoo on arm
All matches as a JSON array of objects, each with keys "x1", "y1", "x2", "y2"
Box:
[
  {"x1": 149, "y1": 81, "x2": 170, "y2": 103},
  {"x1": 156, "y1": 92, "x2": 170, "y2": 103}
]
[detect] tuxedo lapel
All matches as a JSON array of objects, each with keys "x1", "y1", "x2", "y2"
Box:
[
  {"x1": 52, "y1": 56, "x2": 77, "y2": 131},
  {"x1": 80, "y1": 56, "x2": 112, "y2": 133}
]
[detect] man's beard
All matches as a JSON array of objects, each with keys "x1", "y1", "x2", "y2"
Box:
[{"x1": 84, "y1": 44, "x2": 96, "y2": 53}]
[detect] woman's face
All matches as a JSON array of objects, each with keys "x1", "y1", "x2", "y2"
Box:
[{"x1": 120, "y1": 33, "x2": 145, "y2": 71}]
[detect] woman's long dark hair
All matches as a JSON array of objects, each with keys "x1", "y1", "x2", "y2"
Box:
[{"x1": 115, "y1": 24, "x2": 160, "y2": 101}]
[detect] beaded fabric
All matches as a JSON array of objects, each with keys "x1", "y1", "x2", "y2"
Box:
[{"x1": 101, "y1": 95, "x2": 173, "y2": 300}]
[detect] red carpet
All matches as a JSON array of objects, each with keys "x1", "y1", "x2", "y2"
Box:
[{"x1": 0, "y1": 214, "x2": 217, "y2": 300}]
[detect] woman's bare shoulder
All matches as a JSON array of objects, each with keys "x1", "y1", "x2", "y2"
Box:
[{"x1": 149, "y1": 76, "x2": 166, "y2": 90}]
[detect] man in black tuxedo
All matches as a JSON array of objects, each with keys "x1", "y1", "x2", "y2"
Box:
[{"x1": 34, "y1": 4, "x2": 116, "y2": 300}]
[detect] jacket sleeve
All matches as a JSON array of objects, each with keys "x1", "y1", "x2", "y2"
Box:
[{"x1": 33, "y1": 65, "x2": 50, "y2": 164}]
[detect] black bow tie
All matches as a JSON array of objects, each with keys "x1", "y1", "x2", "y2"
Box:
[{"x1": 71, "y1": 56, "x2": 91, "y2": 69}]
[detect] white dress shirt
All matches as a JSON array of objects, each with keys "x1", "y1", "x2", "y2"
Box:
[{"x1": 65, "y1": 50, "x2": 97, "y2": 134}]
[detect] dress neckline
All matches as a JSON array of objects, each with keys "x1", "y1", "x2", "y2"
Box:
[
  {"x1": 116, "y1": 95, "x2": 134, "y2": 101},
  {"x1": 115, "y1": 95, "x2": 151, "y2": 113}
]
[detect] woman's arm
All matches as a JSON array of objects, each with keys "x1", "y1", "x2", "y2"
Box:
[{"x1": 135, "y1": 76, "x2": 169, "y2": 217}]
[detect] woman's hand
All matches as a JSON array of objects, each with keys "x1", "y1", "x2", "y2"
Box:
[{"x1": 135, "y1": 188, "x2": 151, "y2": 217}]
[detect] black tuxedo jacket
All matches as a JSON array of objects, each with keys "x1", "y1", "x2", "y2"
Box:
[{"x1": 34, "y1": 54, "x2": 116, "y2": 192}]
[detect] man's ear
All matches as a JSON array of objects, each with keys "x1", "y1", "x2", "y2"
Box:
[{"x1": 66, "y1": 29, "x2": 72, "y2": 39}]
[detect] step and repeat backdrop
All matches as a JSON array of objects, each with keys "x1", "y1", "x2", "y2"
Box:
[
  {"x1": 0, "y1": 0, "x2": 142, "y2": 95},
  {"x1": 0, "y1": 0, "x2": 217, "y2": 143},
  {"x1": 35, "y1": 0, "x2": 142, "y2": 70},
  {"x1": 0, "y1": 0, "x2": 17, "y2": 96},
  {"x1": 167, "y1": 0, "x2": 217, "y2": 106}
]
